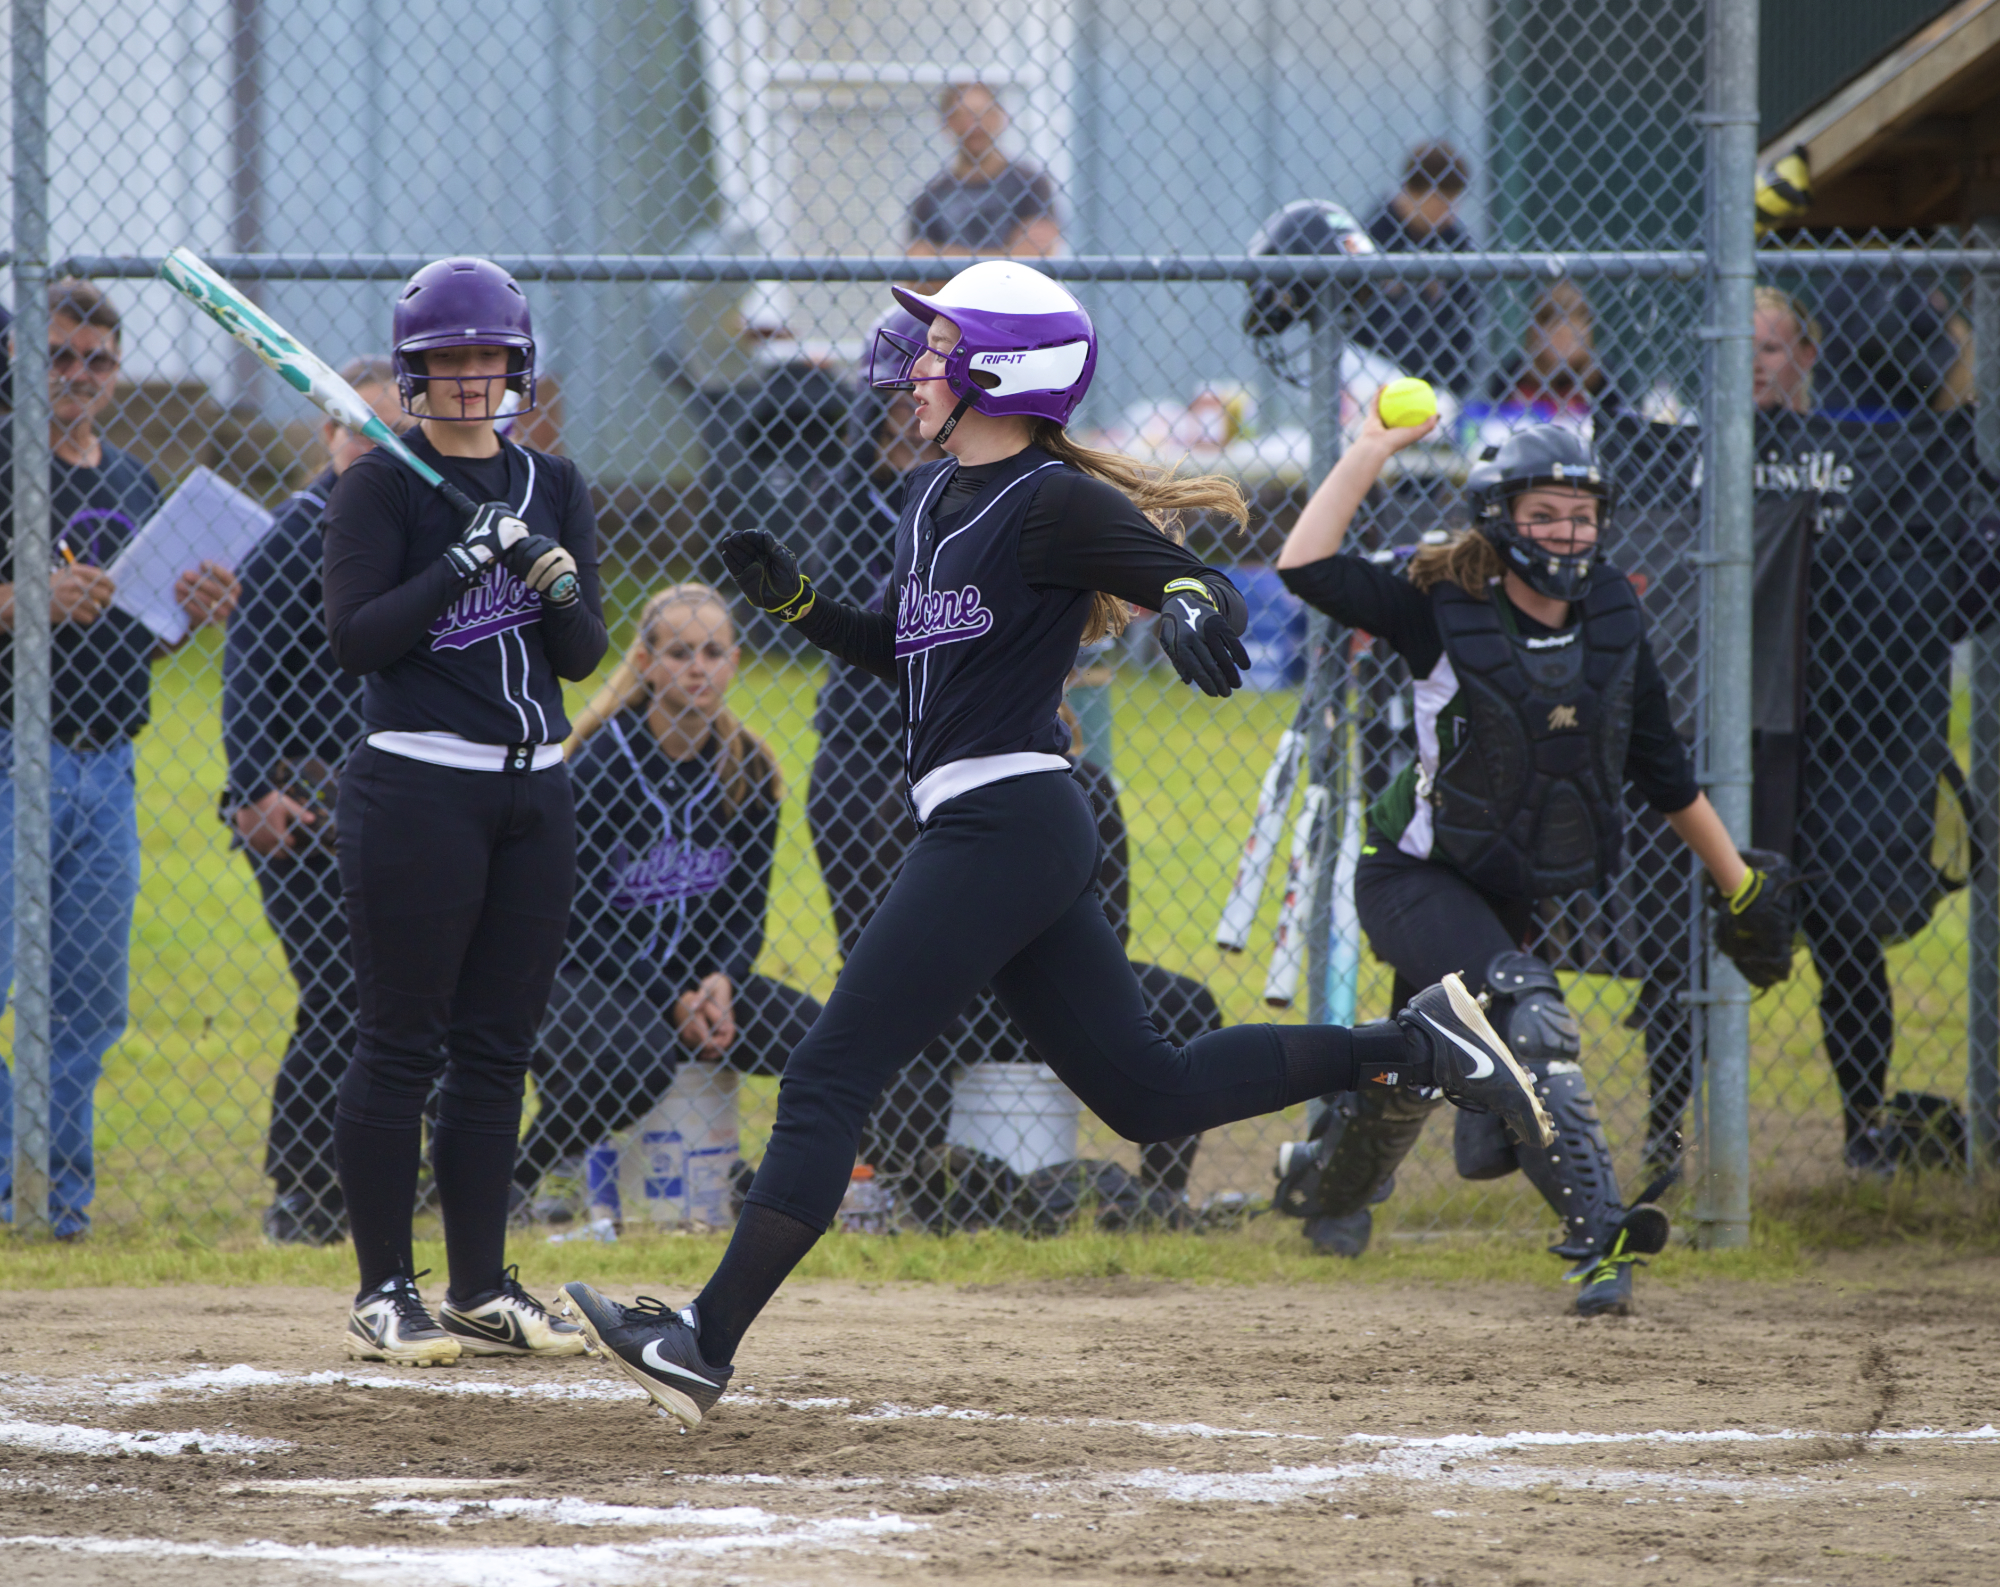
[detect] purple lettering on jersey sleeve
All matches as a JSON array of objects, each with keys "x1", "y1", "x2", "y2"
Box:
[{"x1": 894, "y1": 573, "x2": 994, "y2": 658}]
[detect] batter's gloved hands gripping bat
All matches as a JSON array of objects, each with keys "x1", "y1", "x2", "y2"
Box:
[
  {"x1": 720, "y1": 529, "x2": 817, "y2": 622},
  {"x1": 1157, "y1": 577, "x2": 1251, "y2": 698},
  {"x1": 1712, "y1": 847, "x2": 1802, "y2": 990},
  {"x1": 443, "y1": 501, "x2": 530, "y2": 583}
]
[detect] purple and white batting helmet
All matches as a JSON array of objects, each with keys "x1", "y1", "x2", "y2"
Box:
[
  {"x1": 874, "y1": 261, "x2": 1095, "y2": 428},
  {"x1": 392, "y1": 257, "x2": 537, "y2": 418}
]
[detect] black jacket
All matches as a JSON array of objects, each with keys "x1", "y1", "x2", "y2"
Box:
[
  {"x1": 222, "y1": 469, "x2": 364, "y2": 807},
  {"x1": 565, "y1": 712, "x2": 780, "y2": 1003}
]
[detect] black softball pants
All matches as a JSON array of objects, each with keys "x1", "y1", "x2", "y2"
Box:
[
  {"x1": 1353, "y1": 838, "x2": 1536, "y2": 1013},
  {"x1": 514, "y1": 967, "x2": 823, "y2": 1192},
  {"x1": 250, "y1": 841, "x2": 356, "y2": 1210},
  {"x1": 806, "y1": 741, "x2": 1208, "y2": 1190},
  {"x1": 749, "y1": 770, "x2": 1359, "y2": 1232},
  {"x1": 333, "y1": 746, "x2": 575, "y2": 1299}
]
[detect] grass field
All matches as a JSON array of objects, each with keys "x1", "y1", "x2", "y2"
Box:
[{"x1": 10, "y1": 617, "x2": 1981, "y2": 1244}]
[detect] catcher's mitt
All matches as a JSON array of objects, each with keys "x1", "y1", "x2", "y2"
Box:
[{"x1": 1712, "y1": 847, "x2": 1800, "y2": 990}]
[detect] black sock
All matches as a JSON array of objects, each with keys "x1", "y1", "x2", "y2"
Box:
[
  {"x1": 335, "y1": 1115, "x2": 420, "y2": 1298},
  {"x1": 434, "y1": 1124, "x2": 519, "y2": 1307},
  {"x1": 1271, "y1": 1019, "x2": 1426, "y2": 1102},
  {"x1": 691, "y1": 1202, "x2": 822, "y2": 1367}
]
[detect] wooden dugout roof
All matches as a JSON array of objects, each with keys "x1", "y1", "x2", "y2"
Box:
[{"x1": 1760, "y1": 0, "x2": 2000, "y2": 229}]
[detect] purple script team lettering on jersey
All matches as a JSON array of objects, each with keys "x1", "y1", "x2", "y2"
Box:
[
  {"x1": 605, "y1": 838, "x2": 736, "y2": 909},
  {"x1": 429, "y1": 568, "x2": 542, "y2": 652},
  {"x1": 895, "y1": 572, "x2": 994, "y2": 658}
]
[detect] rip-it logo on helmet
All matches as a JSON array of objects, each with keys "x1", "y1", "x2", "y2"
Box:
[{"x1": 871, "y1": 261, "x2": 1097, "y2": 443}]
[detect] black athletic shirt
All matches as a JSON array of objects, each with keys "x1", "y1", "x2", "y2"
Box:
[
  {"x1": 1281, "y1": 550, "x2": 1700, "y2": 816},
  {"x1": 796, "y1": 447, "x2": 1247, "y2": 802},
  {"x1": 222, "y1": 469, "x2": 364, "y2": 806},
  {"x1": 321, "y1": 433, "x2": 607, "y2": 742},
  {"x1": 565, "y1": 712, "x2": 779, "y2": 1004},
  {"x1": 0, "y1": 425, "x2": 162, "y2": 747}
]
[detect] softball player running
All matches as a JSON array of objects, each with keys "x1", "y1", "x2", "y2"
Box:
[
  {"x1": 559, "y1": 262, "x2": 1552, "y2": 1427},
  {"x1": 322, "y1": 257, "x2": 608, "y2": 1364}
]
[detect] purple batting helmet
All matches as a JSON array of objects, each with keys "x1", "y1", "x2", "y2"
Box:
[
  {"x1": 392, "y1": 257, "x2": 537, "y2": 419},
  {"x1": 874, "y1": 261, "x2": 1095, "y2": 430}
]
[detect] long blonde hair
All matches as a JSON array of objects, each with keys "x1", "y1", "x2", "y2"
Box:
[
  {"x1": 1029, "y1": 421, "x2": 1251, "y2": 642},
  {"x1": 1406, "y1": 529, "x2": 1504, "y2": 599},
  {"x1": 566, "y1": 583, "x2": 783, "y2": 813}
]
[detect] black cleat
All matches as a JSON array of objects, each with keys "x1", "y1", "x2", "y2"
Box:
[
  {"x1": 1303, "y1": 1208, "x2": 1375, "y2": 1257},
  {"x1": 345, "y1": 1272, "x2": 461, "y2": 1366},
  {"x1": 1400, "y1": 974, "x2": 1555, "y2": 1149},
  {"x1": 1565, "y1": 1204, "x2": 1671, "y2": 1318},
  {"x1": 557, "y1": 1283, "x2": 733, "y2": 1430},
  {"x1": 440, "y1": 1265, "x2": 587, "y2": 1356}
]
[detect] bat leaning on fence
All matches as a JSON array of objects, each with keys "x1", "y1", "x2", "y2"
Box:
[
  {"x1": 1213, "y1": 702, "x2": 1308, "y2": 953},
  {"x1": 159, "y1": 248, "x2": 577, "y2": 606}
]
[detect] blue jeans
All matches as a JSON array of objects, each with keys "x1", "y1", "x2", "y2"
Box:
[{"x1": 0, "y1": 729, "x2": 141, "y2": 1235}]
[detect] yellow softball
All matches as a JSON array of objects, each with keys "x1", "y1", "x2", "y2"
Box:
[{"x1": 1376, "y1": 377, "x2": 1439, "y2": 431}]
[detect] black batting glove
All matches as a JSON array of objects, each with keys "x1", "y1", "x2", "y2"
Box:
[
  {"x1": 503, "y1": 533, "x2": 580, "y2": 607},
  {"x1": 721, "y1": 529, "x2": 816, "y2": 622},
  {"x1": 442, "y1": 500, "x2": 528, "y2": 584},
  {"x1": 1156, "y1": 577, "x2": 1250, "y2": 698}
]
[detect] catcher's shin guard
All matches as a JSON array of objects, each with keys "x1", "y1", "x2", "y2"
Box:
[
  {"x1": 1300, "y1": 1087, "x2": 1443, "y2": 1255},
  {"x1": 1456, "y1": 952, "x2": 1581, "y2": 1182},
  {"x1": 1512, "y1": 1059, "x2": 1671, "y2": 1284}
]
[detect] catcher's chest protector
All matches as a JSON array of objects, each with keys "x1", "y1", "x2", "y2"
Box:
[{"x1": 1429, "y1": 567, "x2": 1642, "y2": 899}]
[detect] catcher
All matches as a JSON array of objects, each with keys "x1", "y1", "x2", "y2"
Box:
[{"x1": 1269, "y1": 411, "x2": 1797, "y2": 1316}]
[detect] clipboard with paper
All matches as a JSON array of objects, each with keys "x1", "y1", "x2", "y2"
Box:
[{"x1": 105, "y1": 466, "x2": 274, "y2": 645}]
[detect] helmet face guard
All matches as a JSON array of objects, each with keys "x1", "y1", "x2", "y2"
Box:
[
  {"x1": 875, "y1": 262, "x2": 1096, "y2": 430},
  {"x1": 393, "y1": 257, "x2": 538, "y2": 421},
  {"x1": 1466, "y1": 427, "x2": 1612, "y2": 603},
  {"x1": 1242, "y1": 199, "x2": 1376, "y2": 388}
]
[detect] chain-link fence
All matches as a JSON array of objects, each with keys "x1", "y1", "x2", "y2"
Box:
[{"x1": 3, "y1": 0, "x2": 1996, "y2": 1255}]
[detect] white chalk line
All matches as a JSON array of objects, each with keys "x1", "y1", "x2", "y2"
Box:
[{"x1": 0, "y1": 1512, "x2": 927, "y2": 1587}]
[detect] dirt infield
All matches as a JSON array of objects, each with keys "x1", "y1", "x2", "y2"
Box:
[{"x1": 0, "y1": 1257, "x2": 1996, "y2": 1585}]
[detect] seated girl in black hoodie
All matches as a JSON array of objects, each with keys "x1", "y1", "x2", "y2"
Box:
[{"x1": 515, "y1": 584, "x2": 820, "y2": 1200}]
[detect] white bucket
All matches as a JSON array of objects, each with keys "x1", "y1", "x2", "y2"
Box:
[
  {"x1": 617, "y1": 1062, "x2": 741, "y2": 1229},
  {"x1": 946, "y1": 1062, "x2": 1080, "y2": 1176}
]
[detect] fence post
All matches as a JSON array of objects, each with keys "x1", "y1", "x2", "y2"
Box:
[
  {"x1": 1969, "y1": 220, "x2": 2000, "y2": 1174},
  {"x1": 1303, "y1": 290, "x2": 1346, "y2": 1029},
  {"x1": 1694, "y1": 0, "x2": 1757, "y2": 1248},
  {"x1": 10, "y1": 0, "x2": 56, "y2": 1239}
]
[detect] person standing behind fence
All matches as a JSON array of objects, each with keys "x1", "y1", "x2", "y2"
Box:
[
  {"x1": 0, "y1": 280, "x2": 239, "y2": 1241},
  {"x1": 905, "y1": 82, "x2": 1062, "y2": 260},
  {"x1": 222, "y1": 357, "x2": 404, "y2": 1248},
  {"x1": 1358, "y1": 141, "x2": 1479, "y2": 394},
  {"x1": 322, "y1": 258, "x2": 606, "y2": 1363},
  {"x1": 513, "y1": 585, "x2": 823, "y2": 1213},
  {"x1": 1635, "y1": 289, "x2": 1987, "y2": 1173}
]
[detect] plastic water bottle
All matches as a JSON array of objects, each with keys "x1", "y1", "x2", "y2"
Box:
[{"x1": 837, "y1": 1164, "x2": 892, "y2": 1234}]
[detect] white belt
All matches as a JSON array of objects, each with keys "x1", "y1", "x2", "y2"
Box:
[
  {"x1": 909, "y1": 752, "x2": 1070, "y2": 822},
  {"x1": 367, "y1": 731, "x2": 565, "y2": 773}
]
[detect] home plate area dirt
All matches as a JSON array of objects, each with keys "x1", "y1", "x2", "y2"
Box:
[{"x1": 0, "y1": 1262, "x2": 1995, "y2": 1585}]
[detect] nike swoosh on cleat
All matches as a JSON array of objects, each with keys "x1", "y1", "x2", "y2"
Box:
[
  {"x1": 462, "y1": 1309, "x2": 528, "y2": 1347},
  {"x1": 641, "y1": 1339, "x2": 718, "y2": 1387},
  {"x1": 1420, "y1": 1010, "x2": 1496, "y2": 1079}
]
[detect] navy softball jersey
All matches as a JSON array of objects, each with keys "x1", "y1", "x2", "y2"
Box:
[
  {"x1": 322, "y1": 432, "x2": 608, "y2": 1305},
  {"x1": 796, "y1": 445, "x2": 1248, "y2": 816},
  {"x1": 322, "y1": 433, "x2": 607, "y2": 745}
]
